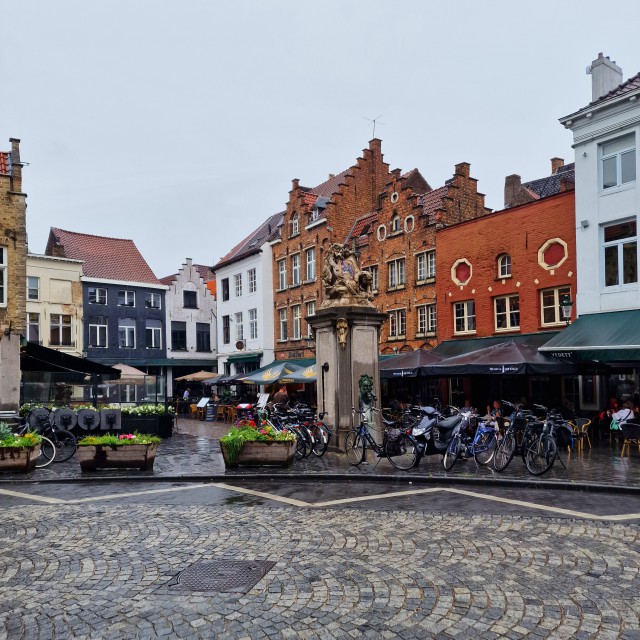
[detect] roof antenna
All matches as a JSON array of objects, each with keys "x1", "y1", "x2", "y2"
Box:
[{"x1": 362, "y1": 115, "x2": 385, "y2": 138}]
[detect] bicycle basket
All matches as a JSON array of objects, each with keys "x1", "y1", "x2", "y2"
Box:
[{"x1": 386, "y1": 428, "x2": 403, "y2": 455}]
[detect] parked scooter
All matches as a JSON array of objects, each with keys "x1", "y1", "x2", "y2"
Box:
[{"x1": 410, "y1": 401, "x2": 466, "y2": 465}]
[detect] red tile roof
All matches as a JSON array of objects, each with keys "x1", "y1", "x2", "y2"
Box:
[
  {"x1": 193, "y1": 263, "x2": 215, "y2": 281},
  {"x1": 420, "y1": 185, "x2": 448, "y2": 224},
  {"x1": 346, "y1": 212, "x2": 378, "y2": 243},
  {"x1": 158, "y1": 274, "x2": 176, "y2": 285},
  {"x1": 309, "y1": 170, "x2": 349, "y2": 198},
  {"x1": 0, "y1": 152, "x2": 10, "y2": 176},
  {"x1": 47, "y1": 228, "x2": 160, "y2": 284}
]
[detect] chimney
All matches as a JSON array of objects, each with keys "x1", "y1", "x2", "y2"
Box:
[
  {"x1": 588, "y1": 53, "x2": 623, "y2": 101},
  {"x1": 504, "y1": 174, "x2": 522, "y2": 208},
  {"x1": 328, "y1": 174, "x2": 335, "y2": 179},
  {"x1": 9, "y1": 138, "x2": 22, "y2": 193},
  {"x1": 551, "y1": 157, "x2": 564, "y2": 174}
]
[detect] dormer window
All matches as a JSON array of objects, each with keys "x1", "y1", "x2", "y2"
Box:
[
  {"x1": 498, "y1": 254, "x2": 511, "y2": 278},
  {"x1": 291, "y1": 213, "x2": 299, "y2": 236},
  {"x1": 310, "y1": 208, "x2": 319, "y2": 223}
]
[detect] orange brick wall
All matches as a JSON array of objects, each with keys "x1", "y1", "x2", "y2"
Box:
[{"x1": 436, "y1": 190, "x2": 576, "y2": 341}]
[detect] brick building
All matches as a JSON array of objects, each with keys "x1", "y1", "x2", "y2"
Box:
[{"x1": 0, "y1": 139, "x2": 27, "y2": 410}]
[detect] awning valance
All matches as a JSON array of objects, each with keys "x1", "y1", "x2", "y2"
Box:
[
  {"x1": 434, "y1": 332, "x2": 560, "y2": 358},
  {"x1": 227, "y1": 352, "x2": 263, "y2": 363}
]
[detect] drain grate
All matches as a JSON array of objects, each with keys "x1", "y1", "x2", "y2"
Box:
[{"x1": 169, "y1": 560, "x2": 276, "y2": 593}]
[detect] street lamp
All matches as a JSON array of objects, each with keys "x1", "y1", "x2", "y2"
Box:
[{"x1": 560, "y1": 294, "x2": 573, "y2": 325}]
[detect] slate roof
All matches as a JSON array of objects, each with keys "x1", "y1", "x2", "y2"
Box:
[
  {"x1": 305, "y1": 170, "x2": 349, "y2": 199},
  {"x1": 565, "y1": 71, "x2": 640, "y2": 118},
  {"x1": 522, "y1": 163, "x2": 575, "y2": 199},
  {"x1": 46, "y1": 228, "x2": 160, "y2": 284},
  {"x1": 214, "y1": 212, "x2": 283, "y2": 269},
  {"x1": 0, "y1": 152, "x2": 10, "y2": 176}
]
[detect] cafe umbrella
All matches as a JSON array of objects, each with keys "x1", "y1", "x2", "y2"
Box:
[
  {"x1": 238, "y1": 361, "x2": 303, "y2": 385},
  {"x1": 278, "y1": 364, "x2": 318, "y2": 384},
  {"x1": 380, "y1": 349, "x2": 444, "y2": 378}
]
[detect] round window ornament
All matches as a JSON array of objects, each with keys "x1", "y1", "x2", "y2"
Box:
[
  {"x1": 390, "y1": 191, "x2": 399, "y2": 204},
  {"x1": 404, "y1": 215, "x2": 415, "y2": 233},
  {"x1": 377, "y1": 225, "x2": 387, "y2": 241}
]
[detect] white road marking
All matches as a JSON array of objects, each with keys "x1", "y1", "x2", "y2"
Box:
[
  {"x1": 0, "y1": 487, "x2": 66, "y2": 504},
  {"x1": 211, "y1": 482, "x2": 312, "y2": 508},
  {"x1": 66, "y1": 483, "x2": 212, "y2": 503}
]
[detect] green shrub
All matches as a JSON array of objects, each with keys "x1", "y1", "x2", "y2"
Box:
[{"x1": 77, "y1": 432, "x2": 161, "y2": 446}]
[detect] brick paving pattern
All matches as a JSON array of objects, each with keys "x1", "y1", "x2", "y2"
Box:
[{"x1": 1, "y1": 504, "x2": 639, "y2": 639}]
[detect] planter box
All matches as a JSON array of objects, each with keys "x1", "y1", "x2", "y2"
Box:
[
  {"x1": 121, "y1": 414, "x2": 173, "y2": 438},
  {"x1": 78, "y1": 443, "x2": 158, "y2": 471},
  {"x1": 0, "y1": 445, "x2": 41, "y2": 473},
  {"x1": 220, "y1": 440, "x2": 295, "y2": 467}
]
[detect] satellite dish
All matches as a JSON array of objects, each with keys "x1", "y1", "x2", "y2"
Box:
[
  {"x1": 52, "y1": 408, "x2": 77, "y2": 430},
  {"x1": 28, "y1": 408, "x2": 51, "y2": 431},
  {"x1": 235, "y1": 340, "x2": 245, "y2": 350},
  {"x1": 76, "y1": 409, "x2": 100, "y2": 431}
]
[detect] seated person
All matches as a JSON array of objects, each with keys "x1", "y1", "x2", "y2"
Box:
[{"x1": 272, "y1": 385, "x2": 289, "y2": 407}]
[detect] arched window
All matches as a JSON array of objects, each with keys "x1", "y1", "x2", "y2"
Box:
[
  {"x1": 498, "y1": 254, "x2": 511, "y2": 278},
  {"x1": 291, "y1": 213, "x2": 299, "y2": 236}
]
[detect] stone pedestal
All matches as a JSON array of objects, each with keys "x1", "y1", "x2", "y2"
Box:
[{"x1": 309, "y1": 307, "x2": 387, "y2": 447}]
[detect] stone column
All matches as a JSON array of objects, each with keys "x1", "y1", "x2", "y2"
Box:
[
  {"x1": 309, "y1": 306, "x2": 387, "y2": 448},
  {"x1": 0, "y1": 334, "x2": 20, "y2": 411}
]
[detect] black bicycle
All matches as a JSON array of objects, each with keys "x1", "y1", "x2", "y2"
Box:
[
  {"x1": 27, "y1": 408, "x2": 77, "y2": 463},
  {"x1": 345, "y1": 407, "x2": 418, "y2": 470}
]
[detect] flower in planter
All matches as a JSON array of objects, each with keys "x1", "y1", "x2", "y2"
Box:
[
  {"x1": 116, "y1": 404, "x2": 175, "y2": 416},
  {"x1": 78, "y1": 431, "x2": 161, "y2": 446},
  {"x1": 220, "y1": 422, "x2": 296, "y2": 463},
  {"x1": 0, "y1": 422, "x2": 42, "y2": 448}
]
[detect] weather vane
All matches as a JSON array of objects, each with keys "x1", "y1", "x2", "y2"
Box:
[{"x1": 362, "y1": 115, "x2": 385, "y2": 138}]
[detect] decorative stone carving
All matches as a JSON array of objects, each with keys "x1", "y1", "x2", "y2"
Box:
[
  {"x1": 336, "y1": 318, "x2": 348, "y2": 350},
  {"x1": 358, "y1": 373, "x2": 376, "y2": 413},
  {"x1": 320, "y1": 243, "x2": 374, "y2": 309}
]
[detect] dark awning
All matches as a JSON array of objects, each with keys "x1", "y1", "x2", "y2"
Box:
[
  {"x1": 539, "y1": 310, "x2": 640, "y2": 363},
  {"x1": 227, "y1": 352, "x2": 263, "y2": 363},
  {"x1": 433, "y1": 332, "x2": 560, "y2": 358},
  {"x1": 380, "y1": 349, "x2": 444, "y2": 378},
  {"x1": 20, "y1": 340, "x2": 121, "y2": 378}
]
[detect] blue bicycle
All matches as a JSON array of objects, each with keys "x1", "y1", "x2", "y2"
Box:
[{"x1": 443, "y1": 413, "x2": 497, "y2": 470}]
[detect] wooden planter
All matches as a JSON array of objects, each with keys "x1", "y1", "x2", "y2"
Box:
[
  {"x1": 78, "y1": 443, "x2": 158, "y2": 471},
  {"x1": 121, "y1": 414, "x2": 173, "y2": 438},
  {"x1": 220, "y1": 440, "x2": 295, "y2": 467},
  {"x1": 0, "y1": 445, "x2": 41, "y2": 473}
]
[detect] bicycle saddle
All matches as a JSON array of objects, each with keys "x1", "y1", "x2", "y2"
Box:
[{"x1": 436, "y1": 415, "x2": 462, "y2": 430}]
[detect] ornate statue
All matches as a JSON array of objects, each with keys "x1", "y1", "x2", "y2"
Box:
[
  {"x1": 320, "y1": 243, "x2": 374, "y2": 309},
  {"x1": 358, "y1": 373, "x2": 376, "y2": 413},
  {"x1": 336, "y1": 318, "x2": 348, "y2": 350}
]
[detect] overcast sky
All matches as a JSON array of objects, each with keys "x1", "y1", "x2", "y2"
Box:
[{"x1": 3, "y1": 1, "x2": 640, "y2": 279}]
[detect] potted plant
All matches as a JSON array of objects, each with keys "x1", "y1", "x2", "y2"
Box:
[
  {"x1": 119, "y1": 404, "x2": 174, "y2": 438},
  {"x1": 77, "y1": 432, "x2": 161, "y2": 471},
  {"x1": 219, "y1": 419, "x2": 296, "y2": 467},
  {"x1": 0, "y1": 423, "x2": 42, "y2": 473}
]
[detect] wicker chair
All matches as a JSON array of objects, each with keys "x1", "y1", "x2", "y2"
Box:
[{"x1": 621, "y1": 422, "x2": 640, "y2": 457}]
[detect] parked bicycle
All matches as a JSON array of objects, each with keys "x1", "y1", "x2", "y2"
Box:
[
  {"x1": 26, "y1": 408, "x2": 77, "y2": 463},
  {"x1": 442, "y1": 412, "x2": 497, "y2": 470},
  {"x1": 14, "y1": 422, "x2": 57, "y2": 469},
  {"x1": 345, "y1": 407, "x2": 418, "y2": 470}
]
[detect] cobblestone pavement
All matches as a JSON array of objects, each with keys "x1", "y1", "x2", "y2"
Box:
[
  {"x1": 3, "y1": 418, "x2": 640, "y2": 490},
  {"x1": 1, "y1": 501, "x2": 639, "y2": 640}
]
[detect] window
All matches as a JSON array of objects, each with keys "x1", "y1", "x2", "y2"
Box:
[
  {"x1": 249, "y1": 308, "x2": 258, "y2": 340},
  {"x1": 279, "y1": 308, "x2": 287, "y2": 341},
  {"x1": 234, "y1": 274, "x2": 242, "y2": 297},
  {"x1": 391, "y1": 215, "x2": 401, "y2": 233},
  {"x1": 306, "y1": 248, "x2": 316, "y2": 281},
  {"x1": 27, "y1": 313, "x2": 39, "y2": 343},
  {"x1": 310, "y1": 208, "x2": 320, "y2": 223},
  {"x1": 494, "y1": 294, "x2": 520, "y2": 331},
  {"x1": 389, "y1": 309, "x2": 406, "y2": 338},
  {"x1": 388, "y1": 258, "x2": 405, "y2": 289},
  {"x1": 88, "y1": 316, "x2": 108, "y2": 347},
  {"x1": 183, "y1": 290, "x2": 197, "y2": 308},
  {"x1": 291, "y1": 213, "x2": 299, "y2": 236},
  {"x1": 145, "y1": 292, "x2": 161, "y2": 309},
  {"x1": 0, "y1": 247, "x2": 7, "y2": 306},
  {"x1": 222, "y1": 315, "x2": 230, "y2": 344},
  {"x1": 306, "y1": 301, "x2": 316, "y2": 337},
  {"x1": 27, "y1": 276, "x2": 40, "y2": 300},
  {"x1": 196, "y1": 322, "x2": 211, "y2": 352},
  {"x1": 417, "y1": 304, "x2": 437, "y2": 334},
  {"x1": 221, "y1": 278, "x2": 230, "y2": 301},
  {"x1": 498, "y1": 254, "x2": 511, "y2": 278},
  {"x1": 365, "y1": 265, "x2": 378, "y2": 292},
  {"x1": 292, "y1": 305, "x2": 301, "y2": 339},
  {"x1": 235, "y1": 312, "x2": 244, "y2": 341},
  {"x1": 291, "y1": 254, "x2": 300, "y2": 286},
  {"x1": 88, "y1": 287, "x2": 107, "y2": 305},
  {"x1": 171, "y1": 321, "x2": 187, "y2": 350},
  {"x1": 541, "y1": 286, "x2": 571, "y2": 326},
  {"x1": 118, "y1": 290, "x2": 135, "y2": 307},
  {"x1": 277, "y1": 259, "x2": 287, "y2": 290},
  {"x1": 604, "y1": 220, "x2": 637, "y2": 287},
  {"x1": 248, "y1": 268, "x2": 257, "y2": 294},
  {"x1": 454, "y1": 301, "x2": 476, "y2": 334},
  {"x1": 146, "y1": 321, "x2": 162, "y2": 349},
  {"x1": 417, "y1": 251, "x2": 435, "y2": 281},
  {"x1": 50, "y1": 314, "x2": 72, "y2": 346},
  {"x1": 118, "y1": 319, "x2": 136, "y2": 348},
  {"x1": 602, "y1": 134, "x2": 636, "y2": 189}
]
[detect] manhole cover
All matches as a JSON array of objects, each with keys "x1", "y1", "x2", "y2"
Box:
[{"x1": 169, "y1": 560, "x2": 276, "y2": 593}]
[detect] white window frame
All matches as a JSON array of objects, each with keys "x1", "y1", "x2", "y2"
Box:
[
  {"x1": 277, "y1": 259, "x2": 287, "y2": 291},
  {"x1": 145, "y1": 292, "x2": 161, "y2": 309},
  {"x1": 494, "y1": 294, "x2": 520, "y2": 332},
  {"x1": 540, "y1": 286, "x2": 571, "y2": 327},
  {"x1": 602, "y1": 220, "x2": 637, "y2": 288},
  {"x1": 0, "y1": 246, "x2": 7, "y2": 307},
  {"x1": 291, "y1": 213, "x2": 299, "y2": 236},
  {"x1": 365, "y1": 265, "x2": 378, "y2": 292},
  {"x1": 27, "y1": 276, "x2": 40, "y2": 301},
  {"x1": 248, "y1": 268, "x2": 257, "y2": 294},
  {"x1": 391, "y1": 215, "x2": 401, "y2": 233},
  {"x1": 454, "y1": 300, "x2": 476, "y2": 335},
  {"x1": 309, "y1": 208, "x2": 319, "y2": 223},
  {"x1": 306, "y1": 247, "x2": 316, "y2": 281},
  {"x1": 291, "y1": 253, "x2": 300, "y2": 286},
  {"x1": 498, "y1": 254, "x2": 511, "y2": 278},
  {"x1": 292, "y1": 304, "x2": 301, "y2": 339},
  {"x1": 416, "y1": 251, "x2": 436, "y2": 281},
  {"x1": 89, "y1": 287, "x2": 107, "y2": 305},
  {"x1": 249, "y1": 308, "x2": 258, "y2": 340},
  {"x1": 146, "y1": 325, "x2": 162, "y2": 349},
  {"x1": 306, "y1": 300, "x2": 316, "y2": 337},
  {"x1": 118, "y1": 290, "x2": 135, "y2": 307},
  {"x1": 222, "y1": 315, "x2": 231, "y2": 345},
  {"x1": 89, "y1": 318, "x2": 108, "y2": 347},
  {"x1": 601, "y1": 134, "x2": 636, "y2": 190},
  {"x1": 27, "y1": 312, "x2": 40, "y2": 343},
  {"x1": 50, "y1": 314, "x2": 73, "y2": 346},
  {"x1": 279, "y1": 308, "x2": 287, "y2": 341},
  {"x1": 235, "y1": 311, "x2": 244, "y2": 341},
  {"x1": 388, "y1": 258, "x2": 405, "y2": 290},
  {"x1": 388, "y1": 309, "x2": 406, "y2": 338},
  {"x1": 118, "y1": 322, "x2": 136, "y2": 349},
  {"x1": 234, "y1": 273, "x2": 242, "y2": 297},
  {"x1": 417, "y1": 304, "x2": 437, "y2": 335}
]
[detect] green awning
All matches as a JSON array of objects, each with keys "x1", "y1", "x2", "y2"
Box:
[
  {"x1": 284, "y1": 357, "x2": 315, "y2": 368},
  {"x1": 434, "y1": 332, "x2": 560, "y2": 358},
  {"x1": 539, "y1": 310, "x2": 640, "y2": 363},
  {"x1": 227, "y1": 352, "x2": 263, "y2": 363}
]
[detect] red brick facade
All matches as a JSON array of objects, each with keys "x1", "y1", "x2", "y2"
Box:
[{"x1": 435, "y1": 190, "x2": 576, "y2": 342}]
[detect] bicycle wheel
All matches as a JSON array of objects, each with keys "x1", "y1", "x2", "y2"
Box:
[
  {"x1": 525, "y1": 434, "x2": 557, "y2": 475},
  {"x1": 52, "y1": 429, "x2": 77, "y2": 462},
  {"x1": 493, "y1": 431, "x2": 516, "y2": 472},
  {"x1": 345, "y1": 430, "x2": 365, "y2": 466},
  {"x1": 387, "y1": 433, "x2": 418, "y2": 470},
  {"x1": 299, "y1": 426, "x2": 314, "y2": 459},
  {"x1": 310, "y1": 422, "x2": 330, "y2": 457},
  {"x1": 294, "y1": 431, "x2": 309, "y2": 460},
  {"x1": 474, "y1": 431, "x2": 496, "y2": 466},
  {"x1": 442, "y1": 435, "x2": 460, "y2": 471},
  {"x1": 35, "y1": 436, "x2": 56, "y2": 469}
]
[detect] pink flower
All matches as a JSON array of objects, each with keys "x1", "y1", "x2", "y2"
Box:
[{"x1": 260, "y1": 429, "x2": 267, "y2": 435}]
